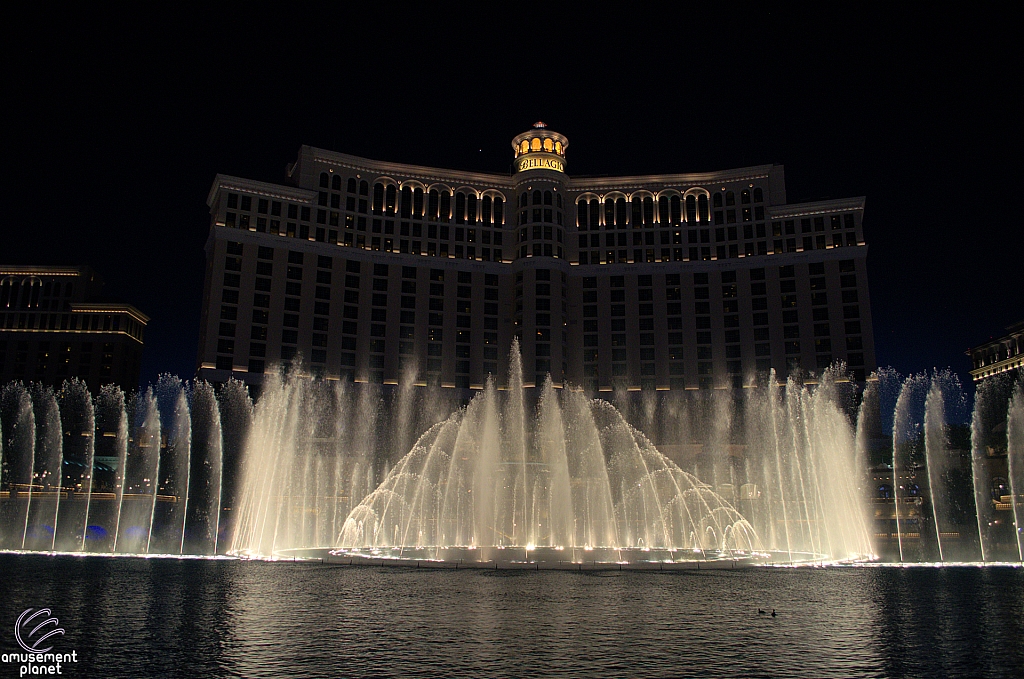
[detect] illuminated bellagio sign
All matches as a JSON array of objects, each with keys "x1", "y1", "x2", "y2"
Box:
[{"x1": 517, "y1": 153, "x2": 564, "y2": 173}]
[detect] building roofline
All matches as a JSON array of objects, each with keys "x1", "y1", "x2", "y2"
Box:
[
  {"x1": 207, "y1": 174, "x2": 318, "y2": 207},
  {"x1": 566, "y1": 165, "x2": 778, "y2": 192},
  {"x1": 69, "y1": 303, "x2": 150, "y2": 324},
  {"x1": 302, "y1": 146, "x2": 516, "y2": 188},
  {"x1": 767, "y1": 197, "x2": 866, "y2": 218},
  {"x1": 0, "y1": 265, "x2": 91, "y2": 277},
  {"x1": 297, "y1": 147, "x2": 791, "y2": 193}
]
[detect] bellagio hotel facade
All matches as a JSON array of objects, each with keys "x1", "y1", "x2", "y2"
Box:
[{"x1": 196, "y1": 124, "x2": 875, "y2": 392}]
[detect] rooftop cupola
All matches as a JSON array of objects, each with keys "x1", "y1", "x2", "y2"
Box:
[{"x1": 511, "y1": 122, "x2": 568, "y2": 175}]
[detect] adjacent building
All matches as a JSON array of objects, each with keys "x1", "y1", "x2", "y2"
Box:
[
  {"x1": 196, "y1": 124, "x2": 875, "y2": 392},
  {"x1": 967, "y1": 321, "x2": 1024, "y2": 384},
  {"x1": 0, "y1": 265, "x2": 148, "y2": 393}
]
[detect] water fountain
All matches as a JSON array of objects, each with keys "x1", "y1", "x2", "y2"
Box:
[
  {"x1": 1, "y1": 352, "x2": 1021, "y2": 566},
  {"x1": 230, "y1": 346, "x2": 874, "y2": 565},
  {"x1": 0, "y1": 376, "x2": 250, "y2": 557}
]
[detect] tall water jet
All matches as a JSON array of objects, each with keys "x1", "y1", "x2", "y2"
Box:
[
  {"x1": 891, "y1": 374, "x2": 929, "y2": 561},
  {"x1": 1, "y1": 383, "x2": 35, "y2": 549},
  {"x1": 923, "y1": 380, "x2": 948, "y2": 561},
  {"x1": 922, "y1": 371, "x2": 970, "y2": 561},
  {"x1": 971, "y1": 374, "x2": 1017, "y2": 561},
  {"x1": 154, "y1": 375, "x2": 191, "y2": 553},
  {"x1": 230, "y1": 369, "x2": 372, "y2": 556},
  {"x1": 506, "y1": 340, "x2": 528, "y2": 547},
  {"x1": 1007, "y1": 383, "x2": 1024, "y2": 561},
  {"x1": 216, "y1": 378, "x2": 253, "y2": 548},
  {"x1": 535, "y1": 377, "x2": 574, "y2": 548},
  {"x1": 26, "y1": 385, "x2": 63, "y2": 551},
  {"x1": 115, "y1": 388, "x2": 161, "y2": 553},
  {"x1": 855, "y1": 377, "x2": 879, "y2": 499},
  {"x1": 56, "y1": 379, "x2": 95, "y2": 551},
  {"x1": 186, "y1": 381, "x2": 223, "y2": 554},
  {"x1": 95, "y1": 384, "x2": 128, "y2": 552},
  {"x1": 561, "y1": 387, "x2": 616, "y2": 548}
]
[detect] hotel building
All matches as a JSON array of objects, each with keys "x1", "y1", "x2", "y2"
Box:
[
  {"x1": 196, "y1": 124, "x2": 875, "y2": 392},
  {"x1": 0, "y1": 265, "x2": 149, "y2": 393},
  {"x1": 967, "y1": 321, "x2": 1024, "y2": 384}
]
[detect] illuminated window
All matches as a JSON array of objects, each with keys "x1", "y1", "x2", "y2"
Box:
[
  {"x1": 531, "y1": 138, "x2": 541, "y2": 151},
  {"x1": 685, "y1": 195, "x2": 697, "y2": 222},
  {"x1": 555, "y1": 141, "x2": 562, "y2": 154},
  {"x1": 698, "y1": 194, "x2": 710, "y2": 222},
  {"x1": 543, "y1": 138, "x2": 553, "y2": 152},
  {"x1": 520, "y1": 140, "x2": 529, "y2": 155}
]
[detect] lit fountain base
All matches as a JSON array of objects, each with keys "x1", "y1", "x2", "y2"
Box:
[
  {"x1": 267, "y1": 546, "x2": 841, "y2": 569},
  {"x1": 0, "y1": 549, "x2": 233, "y2": 560}
]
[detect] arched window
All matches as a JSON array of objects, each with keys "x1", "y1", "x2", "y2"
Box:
[
  {"x1": 741, "y1": 189, "x2": 751, "y2": 204},
  {"x1": 0, "y1": 277, "x2": 15, "y2": 308},
  {"x1": 685, "y1": 195, "x2": 697, "y2": 223},
  {"x1": 347, "y1": 178, "x2": 357, "y2": 193},
  {"x1": 494, "y1": 196, "x2": 504, "y2": 225},
  {"x1": 400, "y1": 186, "x2": 412, "y2": 218},
  {"x1": 455, "y1": 192, "x2": 466, "y2": 224},
  {"x1": 439, "y1": 190, "x2": 451, "y2": 222},
  {"x1": 21, "y1": 278, "x2": 41, "y2": 309},
  {"x1": 543, "y1": 138, "x2": 553, "y2": 152},
  {"x1": 725, "y1": 191, "x2": 735, "y2": 206},
  {"x1": 385, "y1": 185, "x2": 397, "y2": 214},
  {"x1": 467, "y1": 194, "x2": 477, "y2": 225},
  {"x1": 615, "y1": 198, "x2": 627, "y2": 227},
  {"x1": 428, "y1": 190, "x2": 439, "y2": 220},
  {"x1": 555, "y1": 141, "x2": 562, "y2": 154},
  {"x1": 544, "y1": 191, "x2": 552, "y2": 206},
  {"x1": 658, "y1": 196, "x2": 670, "y2": 224},
  {"x1": 520, "y1": 140, "x2": 529, "y2": 155},
  {"x1": 577, "y1": 201, "x2": 588, "y2": 229},
  {"x1": 332, "y1": 175, "x2": 341, "y2": 191},
  {"x1": 590, "y1": 199, "x2": 600, "y2": 228},
  {"x1": 643, "y1": 196, "x2": 654, "y2": 226},
  {"x1": 604, "y1": 199, "x2": 615, "y2": 228},
  {"x1": 754, "y1": 187, "x2": 764, "y2": 202},
  {"x1": 519, "y1": 192, "x2": 528, "y2": 208},
  {"x1": 319, "y1": 172, "x2": 329, "y2": 188},
  {"x1": 531, "y1": 138, "x2": 541, "y2": 151},
  {"x1": 482, "y1": 196, "x2": 492, "y2": 224},
  {"x1": 670, "y1": 196, "x2": 681, "y2": 224},
  {"x1": 713, "y1": 193, "x2": 723, "y2": 208},
  {"x1": 533, "y1": 190, "x2": 542, "y2": 205},
  {"x1": 631, "y1": 196, "x2": 642, "y2": 227},
  {"x1": 372, "y1": 183, "x2": 385, "y2": 213},
  {"x1": 413, "y1": 188, "x2": 423, "y2": 217},
  {"x1": 359, "y1": 180, "x2": 369, "y2": 196},
  {"x1": 993, "y1": 477, "x2": 1009, "y2": 501},
  {"x1": 698, "y1": 194, "x2": 710, "y2": 222}
]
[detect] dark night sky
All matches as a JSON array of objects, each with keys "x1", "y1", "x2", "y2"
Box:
[{"x1": 2, "y1": 7, "x2": 1019, "y2": 395}]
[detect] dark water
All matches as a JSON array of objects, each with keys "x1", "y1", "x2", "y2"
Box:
[{"x1": 1, "y1": 555, "x2": 1022, "y2": 678}]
